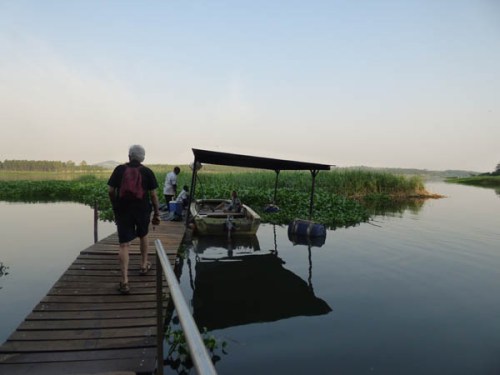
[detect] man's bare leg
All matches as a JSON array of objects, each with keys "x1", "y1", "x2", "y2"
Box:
[
  {"x1": 140, "y1": 235, "x2": 149, "y2": 270},
  {"x1": 119, "y1": 242, "x2": 130, "y2": 284}
]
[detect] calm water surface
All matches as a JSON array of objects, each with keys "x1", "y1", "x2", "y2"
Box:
[
  {"x1": 0, "y1": 202, "x2": 116, "y2": 343},
  {"x1": 1, "y1": 183, "x2": 499, "y2": 375},
  {"x1": 176, "y1": 182, "x2": 500, "y2": 375}
]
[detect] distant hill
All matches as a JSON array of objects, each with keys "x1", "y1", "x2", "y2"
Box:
[{"x1": 93, "y1": 160, "x2": 120, "y2": 169}]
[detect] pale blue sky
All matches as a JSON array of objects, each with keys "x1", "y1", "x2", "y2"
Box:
[{"x1": 1, "y1": 1, "x2": 498, "y2": 171}]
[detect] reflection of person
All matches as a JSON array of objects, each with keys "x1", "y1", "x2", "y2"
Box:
[
  {"x1": 176, "y1": 185, "x2": 189, "y2": 208},
  {"x1": 216, "y1": 190, "x2": 242, "y2": 213},
  {"x1": 163, "y1": 166, "x2": 180, "y2": 209},
  {"x1": 108, "y1": 145, "x2": 160, "y2": 295}
]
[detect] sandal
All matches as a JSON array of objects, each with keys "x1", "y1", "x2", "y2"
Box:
[
  {"x1": 118, "y1": 282, "x2": 130, "y2": 294},
  {"x1": 140, "y1": 262, "x2": 152, "y2": 275}
]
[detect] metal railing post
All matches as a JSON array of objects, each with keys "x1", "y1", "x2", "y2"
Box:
[
  {"x1": 156, "y1": 251, "x2": 164, "y2": 375},
  {"x1": 155, "y1": 239, "x2": 217, "y2": 375}
]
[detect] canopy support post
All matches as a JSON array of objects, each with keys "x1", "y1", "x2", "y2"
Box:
[
  {"x1": 309, "y1": 170, "x2": 319, "y2": 220},
  {"x1": 273, "y1": 170, "x2": 280, "y2": 204},
  {"x1": 185, "y1": 158, "x2": 198, "y2": 226}
]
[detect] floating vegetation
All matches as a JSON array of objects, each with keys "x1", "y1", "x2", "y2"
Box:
[
  {"x1": 187, "y1": 170, "x2": 428, "y2": 228},
  {"x1": 0, "y1": 169, "x2": 432, "y2": 228}
]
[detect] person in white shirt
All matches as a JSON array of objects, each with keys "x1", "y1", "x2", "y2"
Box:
[
  {"x1": 163, "y1": 166, "x2": 180, "y2": 211},
  {"x1": 176, "y1": 185, "x2": 189, "y2": 208}
]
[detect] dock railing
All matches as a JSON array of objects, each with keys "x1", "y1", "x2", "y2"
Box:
[{"x1": 155, "y1": 239, "x2": 218, "y2": 375}]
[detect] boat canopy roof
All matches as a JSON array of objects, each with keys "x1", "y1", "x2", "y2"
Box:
[{"x1": 192, "y1": 148, "x2": 332, "y2": 171}]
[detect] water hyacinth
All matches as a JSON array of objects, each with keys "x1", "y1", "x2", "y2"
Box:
[{"x1": 0, "y1": 169, "x2": 428, "y2": 228}]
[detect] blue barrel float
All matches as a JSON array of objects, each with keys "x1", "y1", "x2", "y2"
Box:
[{"x1": 288, "y1": 219, "x2": 326, "y2": 238}]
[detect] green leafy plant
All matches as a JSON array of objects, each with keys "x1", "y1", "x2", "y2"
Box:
[{"x1": 165, "y1": 324, "x2": 228, "y2": 374}]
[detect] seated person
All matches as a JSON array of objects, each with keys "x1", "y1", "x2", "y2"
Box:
[
  {"x1": 176, "y1": 185, "x2": 189, "y2": 209},
  {"x1": 215, "y1": 190, "x2": 242, "y2": 213}
]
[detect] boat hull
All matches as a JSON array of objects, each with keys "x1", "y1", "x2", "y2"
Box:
[{"x1": 190, "y1": 199, "x2": 261, "y2": 236}]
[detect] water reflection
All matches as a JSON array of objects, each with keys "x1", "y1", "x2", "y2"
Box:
[
  {"x1": 288, "y1": 233, "x2": 326, "y2": 248},
  {"x1": 287, "y1": 232, "x2": 326, "y2": 292},
  {"x1": 193, "y1": 235, "x2": 262, "y2": 259},
  {"x1": 185, "y1": 232, "x2": 332, "y2": 331},
  {"x1": 363, "y1": 198, "x2": 426, "y2": 217}
]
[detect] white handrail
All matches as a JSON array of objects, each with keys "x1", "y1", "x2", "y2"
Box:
[{"x1": 155, "y1": 239, "x2": 218, "y2": 375}]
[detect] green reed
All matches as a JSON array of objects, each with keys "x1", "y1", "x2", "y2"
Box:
[{"x1": 0, "y1": 169, "x2": 426, "y2": 229}]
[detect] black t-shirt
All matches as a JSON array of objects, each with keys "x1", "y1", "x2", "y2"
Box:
[{"x1": 108, "y1": 161, "x2": 158, "y2": 212}]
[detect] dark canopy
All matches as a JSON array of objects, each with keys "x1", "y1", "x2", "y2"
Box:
[
  {"x1": 187, "y1": 148, "x2": 332, "y2": 222},
  {"x1": 192, "y1": 148, "x2": 332, "y2": 171}
]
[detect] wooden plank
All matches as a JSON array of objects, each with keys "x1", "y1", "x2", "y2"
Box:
[
  {"x1": 26, "y1": 309, "x2": 157, "y2": 320},
  {"x1": 47, "y1": 287, "x2": 156, "y2": 296},
  {"x1": 18, "y1": 318, "x2": 157, "y2": 330},
  {"x1": 76, "y1": 252, "x2": 177, "y2": 259},
  {"x1": 41, "y1": 294, "x2": 156, "y2": 304},
  {"x1": 0, "y1": 362, "x2": 151, "y2": 375},
  {"x1": 57, "y1": 275, "x2": 157, "y2": 283},
  {"x1": 50, "y1": 281, "x2": 158, "y2": 290},
  {"x1": 0, "y1": 336, "x2": 156, "y2": 352},
  {"x1": 34, "y1": 301, "x2": 158, "y2": 312},
  {"x1": 8, "y1": 327, "x2": 155, "y2": 341},
  {"x1": 0, "y1": 347, "x2": 156, "y2": 363},
  {"x1": 69, "y1": 263, "x2": 158, "y2": 270}
]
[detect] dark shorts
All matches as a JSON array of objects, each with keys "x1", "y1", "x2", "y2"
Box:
[
  {"x1": 164, "y1": 195, "x2": 174, "y2": 208},
  {"x1": 115, "y1": 208, "x2": 151, "y2": 243}
]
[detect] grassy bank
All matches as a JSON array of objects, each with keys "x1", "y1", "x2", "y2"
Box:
[
  {"x1": 0, "y1": 169, "x2": 431, "y2": 228},
  {"x1": 0, "y1": 169, "x2": 111, "y2": 181},
  {"x1": 446, "y1": 176, "x2": 500, "y2": 188}
]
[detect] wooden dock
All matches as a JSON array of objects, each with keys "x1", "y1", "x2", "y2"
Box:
[{"x1": 0, "y1": 221, "x2": 185, "y2": 375}]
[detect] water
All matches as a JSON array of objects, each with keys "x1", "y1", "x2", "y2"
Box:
[
  {"x1": 0, "y1": 183, "x2": 499, "y2": 374},
  {"x1": 0, "y1": 202, "x2": 116, "y2": 343},
  {"x1": 175, "y1": 182, "x2": 500, "y2": 375}
]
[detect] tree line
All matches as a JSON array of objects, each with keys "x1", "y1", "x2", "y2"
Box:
[
  {"x1": 480, "y1": 162, "x2": 500, "y2": 176},
  {"x1": 0, "y1": 160, "x2": 104, "y2": 172}
]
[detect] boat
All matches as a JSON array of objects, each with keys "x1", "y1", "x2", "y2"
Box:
[{"x1": 190, "y1": 198, "x2": 261, "y2": 236}]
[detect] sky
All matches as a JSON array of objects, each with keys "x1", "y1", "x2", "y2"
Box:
[{"x1": 0, "y1": 1, "x2": 499, "y2": 172}]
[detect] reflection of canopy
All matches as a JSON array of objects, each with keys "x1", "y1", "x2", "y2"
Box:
[{"x1": 192, "y1": 253, "x2": 332, "y2": 330}]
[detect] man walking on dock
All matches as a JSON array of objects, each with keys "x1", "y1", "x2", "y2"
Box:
[{"x1": 108, "y1": 145, "x2": 161, "y2": 294}]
